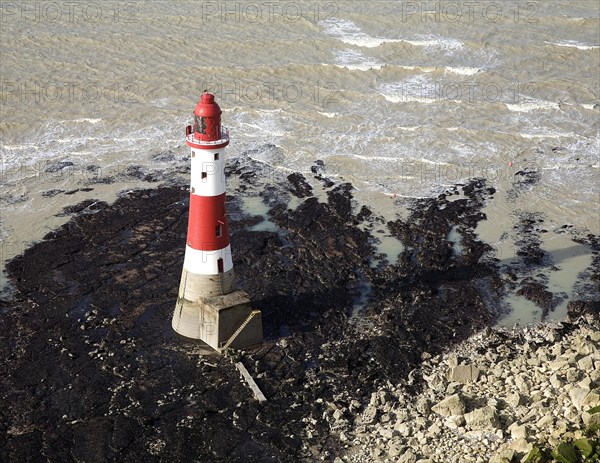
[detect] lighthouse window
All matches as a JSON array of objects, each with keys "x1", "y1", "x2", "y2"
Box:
[
  {"x1": 217, "y1": 258, "x2": 224, "y2": 273},
  {"x1": 216, "y1": 225, "x2": 222, "y2": 237},
  {"x1": 194, "y1": 115, "x2": 206, "y2": 135},
  {"x1": 201, "y1": 172, "x2": 207, "y2": 179},
  {"x1": 214, "y1": 153, "x2": 219, "y2": 161}
]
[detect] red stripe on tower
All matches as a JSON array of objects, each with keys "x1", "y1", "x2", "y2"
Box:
[{"x1": 186, "y1": 193, "x2": 230, "y2": 251}]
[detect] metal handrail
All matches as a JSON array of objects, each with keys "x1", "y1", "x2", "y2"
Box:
[{"x1": 187, "y1": 126, "x2": 229, "y2": 146}]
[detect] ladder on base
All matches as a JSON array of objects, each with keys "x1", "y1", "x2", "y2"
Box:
[{"x1": 220, "y1": 309, "x2": 260, "y2": 352}]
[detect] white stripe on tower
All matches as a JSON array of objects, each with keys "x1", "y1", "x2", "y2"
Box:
[
  {"x1": 183, "y1": 245, "x2": 233, "y2": 275},
  {"x1": 189, "y1": 147, "x2": 226, "y2": 197}
]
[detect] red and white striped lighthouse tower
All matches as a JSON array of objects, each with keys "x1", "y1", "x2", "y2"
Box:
[{"x1": 173, "y1": 92, "x2": 262, "y2": 351}]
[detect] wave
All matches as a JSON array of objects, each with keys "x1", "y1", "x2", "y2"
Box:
[
  {"x1": 330, "y1": 48, "x2": 385, "y2": 70},
  {"x1": 401, "y1": 36, "x2": 465, "y2": 50},
  {"x1": 381, "y1": 94, "x2": 438, "y2": 104},
  {"x1": 71, "y1": 118, "x2": 102, "y2": 124},
  {"x1": 320, "y1": 18, "x2": 464, "y2": 51},
  {"x1": 340, "y1": 36, "x2": 401, "y2": 48},
  {"x1": 1, "y1": 117, "x2": 185, "y2": 173},
  {"x1": 444, "y1": 66, "x2": 481, "y2": 76},
  {"x1": 519, "y1": 131, "x2": 577, "y2": 139},
  {"x1": 2, "y1": 144, "x2": 38, "y2": 150},
  {"x1": 378, "y1": 76, "x2": 460, "y2": 104},
  {"x1": 353, "y1": 154, "x2": 403, "y2": 161},
  {"x1": 325, "y1": 61, "x2": 481, "y2": 74},
  {"x1": 505, "y1": 101, "x2": 561, "y2": 112},
  {"x1": 395, "y1": 64, "x2": 481, "y2": 75},
  {"x1": 546, "y1": 40, "x2": 599, "y2": 50},
  {"x1": 318, "y1": 112, "x2": 339, "y2": 118},
  {"x1": 333, "y1": 62, "x2": 386, "y2": 71},
  {"x1": 320, "y1": 18, "x2": 396, "y2": 48}
]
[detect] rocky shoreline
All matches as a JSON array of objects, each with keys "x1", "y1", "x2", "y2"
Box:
[
  {"x1": 0, "y1": 155, "x2": 598, "y2": 462},
  {"x1": 343, "y1": 313, "x2": 599, "y2": 463}
]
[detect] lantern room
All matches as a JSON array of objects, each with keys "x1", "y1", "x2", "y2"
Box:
[{"x1": 193, "y1": 92, "x2": 222, "y2": 142}]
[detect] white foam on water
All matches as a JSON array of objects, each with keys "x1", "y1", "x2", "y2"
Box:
[
  {"x1": 2, "y1": 144, "x2": 38, "y2": 150},
  {"x1": 546, "y1": 40, "x2": 599, "y2": 50},
  {"x1": 341, "y1": 36, "x2": 402, "y2": 48},
  {"x1": 378, "y1": 75, "x2": 464, "y2": 104},
  {"x1": 506, "y1": 100, "x2": 561, "y2": 112},
  {"x1": 112, "y1": 137, "x2": 149, "y2": 142},
  {"x1": 256, "y1": 109, "x2": 283, "y2": 114},
  {"x1": 331, "y1": 48, "x2": 385, "y2": 70},
  {"x1": 150, "y1": 98, "x2": 172, "y2": 108},
  {"x1": 71, "y1": 118, "x2": 102, "y2": 124},
  {"x1": 397, "y1": 65, "x2": 420, "y2": 71},
  {"x1": 237, "y1": 123, "x2": 285, "y2": 137},
  {"x1": 519, "y1": 131, "x2": 577, "y2": 139},
  {"x1": 320, "y1": 18, "x2": 394, "y2": 48},
  {"x1": 581, "y1": 104, "x2": 598, "y2": 110},
  {"x1": 353, "y1": 154, "x2": 403, "y2": 161},
  {"x1": 334, "y1": 62, "x2": 386, "y2": 71},
  {"x1": 318, "y1": 112, "x2": 339, "y2": 118},
  {"x1": 1, "y1": 115, "x2": 186, "y2": 175},
  {"x1": 381, "y1": 94, "x2": 438, "y2": 104},
  {"x1": 404, "y1": 35, "x2": 465, "y2": 51},
  {"x1": 542, "y1": 164, "x2": 583, "y2": 171},
  {"x1": 320, "y1": 18, "x2": 464, "y2": 51},
  {"x1": 391, "y1": 65, "x2": 481, "y2": 75},
  {"x1": 444, "y1": 66, "x2": 481, "y2": 76}
]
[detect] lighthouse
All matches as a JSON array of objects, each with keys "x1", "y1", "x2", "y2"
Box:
[{"x1": 172, "y1": 92, "x2": 263, "y2": 352}]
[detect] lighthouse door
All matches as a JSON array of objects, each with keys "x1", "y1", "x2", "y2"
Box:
[{"x1": 217, "y1": 258, "x2": 224, "y2": 273}]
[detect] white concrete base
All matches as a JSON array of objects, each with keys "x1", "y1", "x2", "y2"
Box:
[
  {"x1": 172, "y1": 290, "x2": 263, "y2": 351},
  {"x1": 178, "y1": 267, "x2": 235, "y2": 299}
]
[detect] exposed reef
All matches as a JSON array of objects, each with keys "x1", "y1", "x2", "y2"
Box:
[{"x1": 0, "y1": 157, "x2": 598, "y2": 462}]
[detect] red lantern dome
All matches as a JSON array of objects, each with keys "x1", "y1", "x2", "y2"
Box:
[{"x1": 193, "y1": 92, "x2": 222, "y2": 141}]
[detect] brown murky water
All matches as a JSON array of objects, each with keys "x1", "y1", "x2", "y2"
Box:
[{"x1": 1, "y1": 1, "x2": 598, "y2": 323}]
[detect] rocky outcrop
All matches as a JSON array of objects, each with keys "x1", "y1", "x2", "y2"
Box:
[
  {"x1": 0, "y1": 171, "x2": 505, "y2": 462},
  {"x1": 0, "y1": 157, "x2": 597, "y2": 462},
  {"x1": 343, "y1": 315, "x2": 600, "y2": 463}
]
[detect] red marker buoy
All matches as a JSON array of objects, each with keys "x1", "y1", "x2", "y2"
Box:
[{"x1": 508, "y1": 161, "x2": 513, "y2": 167}]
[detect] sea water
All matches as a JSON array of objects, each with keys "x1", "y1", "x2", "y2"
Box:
[{"x1": 1, "y1": 1, "x2": 598, "y2": 323}]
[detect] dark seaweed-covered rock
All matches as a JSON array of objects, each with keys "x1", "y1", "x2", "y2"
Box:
[
  {"x1": 56, "y1": 199, "x2": 109, "y2": 217},
  {"x1": 567, "y1": 300, "x2": 600, "y2": 317},
  {"x1": 0, "y1": 173, "x2": 595, "y2": 463},
  {"x1": 45, "y1": 161, "x2": 74, "y2": 173},
  {"x1": 286, "y1": 173, "x2": 313, "y2": 198},
  {"x1": 517, "y1": 280, "x2": 558, "y2": 318}
]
